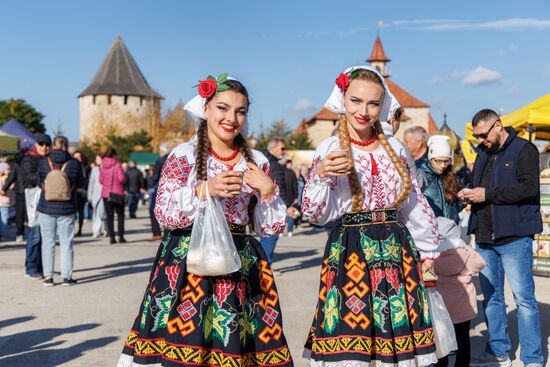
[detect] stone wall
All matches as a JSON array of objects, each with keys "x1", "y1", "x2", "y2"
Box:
[
  {"x1": 79, "y1": 94, "x2": 160, "y2": 143},
  {"x1": 394, "y1": 107, "x2": 430, "y2": 141}
]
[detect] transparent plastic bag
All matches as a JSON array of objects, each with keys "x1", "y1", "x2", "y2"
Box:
[
  {"x1": 426, "y1": 287, "x2": 458, "y2": 358},
  {"x1": 187, "y1": 183, "x2": 241, "y2": 276},
  {"x1": 25, "y1": 187, "x2": 42, "y2": 228}
]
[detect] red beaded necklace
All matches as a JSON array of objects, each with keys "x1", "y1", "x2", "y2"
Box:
[
  {"x1": 349, "y1": 134, "x2": 377, "y2": 146},
  {"x1": 209, "y1": 146, "x2": 238, "y2": 161}
]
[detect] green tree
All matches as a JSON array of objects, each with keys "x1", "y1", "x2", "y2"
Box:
[
  {"x1": 0, "y1": 98, "x2": 46, "y2": 133},
  {"x1": 105, "y1": 130, "x2": 153, "y2": 162},
  {"x1": 286, "y1": 131, "x2": 313, "y2": 150},
  {"x1": 266, "y1": 120, "x2": 292, "y2": 138},
  {"x1": 253, "y1": 120, "x2": 293, "y2": 151}
]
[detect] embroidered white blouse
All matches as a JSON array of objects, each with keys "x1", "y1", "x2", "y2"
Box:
[
  {"x1": 154, "y1": 140, "x2": 287, "y2": 236},
  {"x1": 302, "y1": 136, "x2": 439, "y2": 259}
]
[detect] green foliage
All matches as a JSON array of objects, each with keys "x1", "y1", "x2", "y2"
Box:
[
  {"x1": 0, "y1": 98, "x2": 46, "y2": 133},
  {"x1": 105, "y1": 130, "x2": 152, "y2": 162},
  {"x1": 73, "y1": 141, "x2": 98, "y2": 164},
  {"x1": 76, "y1": 130, "x2": 153, "y2": 164},
  {"x1": 286, "y1": 131, "x2": 313, "y2": 150},
  {"x1": 253, "y1": 120, "x2": 312, "y2": 151},
  {"x1": 268, "y1": 120, "x2": 293, "y2": 138}
]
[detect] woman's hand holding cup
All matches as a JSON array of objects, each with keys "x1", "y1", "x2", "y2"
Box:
[
  {"x1": 318, "y1": 150, "x2": 352, "y2": 178},
  {"x1": 199, "y1": 171, "x2": 243, "y2": 198}
]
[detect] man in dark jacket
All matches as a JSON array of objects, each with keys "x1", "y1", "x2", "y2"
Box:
[
  {"x1": 37, "y1": 136, "x2": 83, "y2": 287},
  {"x1": 125, "y1": 160, "x2": 144, "y2": 218},
  {"x1": 460, "y1": 109, "x2": 543, "y2": 367},
  {"x1": 260, "y1": 137, "x2": 288, "y2": 263},
  {"x1": 2, "y1": 133, "x2": 51, "y2": 279}
]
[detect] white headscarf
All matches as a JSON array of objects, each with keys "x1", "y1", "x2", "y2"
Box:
[
  {"x1": 183, "y1": 75, "x2": 249, "y2": 136},
  {"x1": 324, "y1": 65, "x2": 400, "y2": 123}
]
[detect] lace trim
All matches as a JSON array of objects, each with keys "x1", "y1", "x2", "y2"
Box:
[
  {"x1": 304, "y1": 349, "x2": 438, "y2": 367},
  {"x1": 117, "y1": 354, "x2": 161, "y2": 367}
]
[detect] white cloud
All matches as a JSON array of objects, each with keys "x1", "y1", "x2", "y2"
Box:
[
  {"x1": 388, "y1": 18, "x2": 550, "y2": 31},
  {"x1": 460, "y1": 67, "x2": 503, "y2": 86},
  {"x1": 428, "y1": 75, "x2": 443, "y2": 85},
  {"x1": 292, "y1": 99, "x2": 318, "y2": 116},
  {"x1": 303, "y1": 18, "x2": 550, "y2": 38}
]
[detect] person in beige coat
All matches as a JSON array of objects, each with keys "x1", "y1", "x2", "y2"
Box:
[{"x1": 433, "y1": 217, "x2": 486, "y2": 367}]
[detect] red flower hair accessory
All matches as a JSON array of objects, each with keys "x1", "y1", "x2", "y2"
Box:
[
  {"x1": 195, "y1": 73, "x2": 231, "y2": 98},
  {"x1": 335, "y1": 73, "x2": 350, "y2": 93}
]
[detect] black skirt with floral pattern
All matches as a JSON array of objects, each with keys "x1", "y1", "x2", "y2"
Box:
[
  {"x1": 304, "y1": 217, "x2": 437, "y2": 367},
  {"x1": 118, "y1": 229, "x2": 293, "y2": 367}
]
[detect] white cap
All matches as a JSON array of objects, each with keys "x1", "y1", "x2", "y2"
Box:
[{"x1": 428, "y1": 135, "x2": 452, "y2": 161}]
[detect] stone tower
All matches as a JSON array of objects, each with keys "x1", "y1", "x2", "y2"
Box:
[{"x1": 79, "y1": 35, "x2": 163, "y2": 144}]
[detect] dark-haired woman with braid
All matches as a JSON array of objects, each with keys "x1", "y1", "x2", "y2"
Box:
[
  {"x1": 302, "y1": 66, "x2": 439, "y2": 367},
  {"x1": 118, "y1": 74, "x2": 293, "y2": 367}
]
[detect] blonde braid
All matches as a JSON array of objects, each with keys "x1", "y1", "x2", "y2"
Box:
[
  {"x1": 374, "y1": 121, "x2": 412, "y2": 207},
  {"x1": 337, "y1": 115, "x2": 364, "y2": 212}
]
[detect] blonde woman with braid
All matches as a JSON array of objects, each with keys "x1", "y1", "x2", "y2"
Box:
[
  {"x1": 302, "y1": 66, "x2": 439, "y2": 367},
  {"x1": 118, "y1": 74, "x2": 293, "y2": 367}
]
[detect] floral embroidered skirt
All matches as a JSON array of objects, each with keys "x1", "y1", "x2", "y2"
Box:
[
  {"x1": 304, "y1": 220, "x2": 437, "y2": 367},
  {"x1": 117, "y1": 230, "x2": 294, "y2": 367}
]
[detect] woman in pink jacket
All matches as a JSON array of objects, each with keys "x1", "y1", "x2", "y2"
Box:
[
  {"x1": 99, "y1": 148, "x2": 127, "y2": 244},
  {"x1": 434, "y1": 217, "x2": 486, "y2": 367}
]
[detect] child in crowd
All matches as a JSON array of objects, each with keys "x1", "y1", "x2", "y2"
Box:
[{"x1": 433, "y1": 217, "x2": 486, "y2": 367}]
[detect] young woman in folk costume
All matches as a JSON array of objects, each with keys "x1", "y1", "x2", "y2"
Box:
[
  {"x1": 118, "y1": 74, "x2": 293, "y2": 367},
  {"x1": 302, "y1": 66, "x2": 440, "y2": 367}
]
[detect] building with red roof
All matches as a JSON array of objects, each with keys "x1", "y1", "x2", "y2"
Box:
[{"x1": 296, "y1": 35, "x2": 438, "y2": 146}]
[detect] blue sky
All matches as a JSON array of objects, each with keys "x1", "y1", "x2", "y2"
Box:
[{"x1": 1, "y1": 0, "x2": 550, "y2": 141}]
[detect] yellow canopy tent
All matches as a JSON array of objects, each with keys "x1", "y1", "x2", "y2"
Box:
[{"x1": 465, "y1": 93, "x2": 550, "y2": 142}]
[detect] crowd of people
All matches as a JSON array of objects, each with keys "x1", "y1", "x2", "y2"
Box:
[
  {"x1": 0, "y1": 136, "x2": 168, "y2": 285},
  {"x1": 0, "y1": 66, "x2": 544, "y2": 367}
]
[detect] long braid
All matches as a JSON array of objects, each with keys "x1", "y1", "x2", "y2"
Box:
[
  {"x1": 195, "y1": 119, "x2": 210, "y2": 182},
  {"x1": 337, "y1": 115, "x2": 364, "y2": 212},
  {"x1": 235, "y1": 134, "x2": 255, "y2": 166},
  {"x1": 373, "y1": 121, "x2": 412, "y2": 207}
]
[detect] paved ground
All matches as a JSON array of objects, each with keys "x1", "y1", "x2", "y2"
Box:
[{"x1": 0, "y1": 206, "x2": 549, "y2": 366}]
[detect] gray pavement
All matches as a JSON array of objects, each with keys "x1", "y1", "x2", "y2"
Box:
[{"x1": 0, "y1": 206, "x2": 549, "y2": 366}]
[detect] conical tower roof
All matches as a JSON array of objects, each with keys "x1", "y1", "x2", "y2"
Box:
[
  {"x1": 79, "y1": 35, "x2": 162, "y2": 98},
  {"x1": 434, "y1": 113, "x2": 461, "y2": 151},
  {"x1": 368, "y1": 36, "x2": 391, "y2": 62}
]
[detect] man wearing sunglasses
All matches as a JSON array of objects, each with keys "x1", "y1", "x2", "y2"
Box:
[{"x1": 459, "y1": 109, "x2": 543, "y2": 367}]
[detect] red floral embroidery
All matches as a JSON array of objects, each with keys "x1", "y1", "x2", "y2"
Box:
[
  {"x1": 385, "y1": 268, "x2": 401, "y2": 290},
  {"x1": 236, "y1": 282, "x2": 247, "y2": 306},
  {"x1": 215, "y1": 279, "x2": 235, "y2": 305},
  {"x1": 326, "y1": 270, "x2": 336, "y2": 289},
  {"x1": 369, "y1": 268, "x2": 384, "y2": 292},
  {"x1": 165, "y1": 265, "x2": 180, "y2": 292}
]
